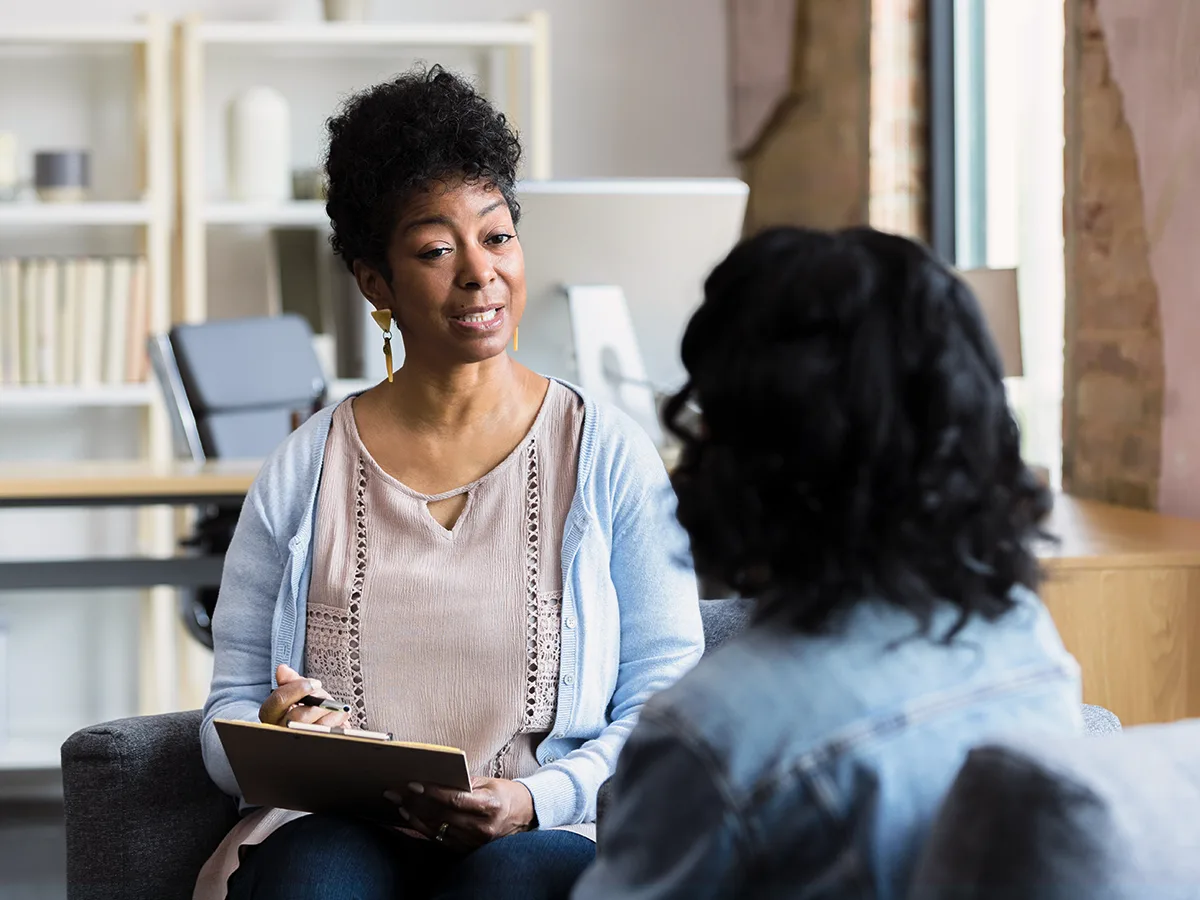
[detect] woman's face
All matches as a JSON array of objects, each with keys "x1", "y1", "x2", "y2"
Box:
[{"x1": 359, "y1": 178, "x2": 525, "y2": 369}]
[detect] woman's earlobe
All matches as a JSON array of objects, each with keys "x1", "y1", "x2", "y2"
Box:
[{"x1": 352, "y1": 260, "x2": 390, "y2": 305}]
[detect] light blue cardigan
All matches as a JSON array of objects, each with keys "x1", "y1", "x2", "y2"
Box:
[{"x1": 200, "y1": 383, "x2": 704, "y2": 829}]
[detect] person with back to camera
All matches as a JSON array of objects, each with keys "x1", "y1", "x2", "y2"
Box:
[
  {"x1": 191, "y1": 65, "x2": 703, "y2": 900},
  {"x1": 573, "y1": 226, "x2": 1083, "y2": 899}
]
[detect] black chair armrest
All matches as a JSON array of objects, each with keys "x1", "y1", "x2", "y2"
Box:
[{"x1": 62, "y1": 709, "x2": 238, "y2": 900}]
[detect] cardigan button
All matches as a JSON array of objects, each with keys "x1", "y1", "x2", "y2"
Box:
[
  {"x1": 565, "y1": 616, "x2": 577, "y2": 629},
  {"x1": 552, "y1": 732, "x2": 564, "y2": 739},
  {"x1": 562, "y1": 674, "x2": 575, "y2": 686}
]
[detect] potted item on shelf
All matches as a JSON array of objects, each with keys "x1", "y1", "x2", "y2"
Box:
[
  {"x1": 324, "y1": 0, "x2": 368, "y2": 21},
  {"x1": 227, "y1": 87, "x2": 291, "y2": 203},
  {"x1": 292, "y1": 167, "x2": 326, "y2": 201},
  {"x1": 34, "y1": 150, "x2": 90, "y2": 203},
  {"x1": 0, "y1": 133, "x2": 16, "y2": 202}
]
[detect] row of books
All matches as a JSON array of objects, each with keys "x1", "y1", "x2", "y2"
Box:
[{"x1": 0, "y1": 256, "x2": 152, "y2": 387}]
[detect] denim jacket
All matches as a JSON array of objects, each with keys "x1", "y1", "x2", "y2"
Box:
[{"x1": 574, "y1": 589, "x2": 1082, "y2": 899}]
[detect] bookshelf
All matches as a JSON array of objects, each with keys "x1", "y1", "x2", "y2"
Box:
[
  {"x1": 0, "y1": 24, "x2": 152, "y2": 47},
  {"x1": 0, "y1": 18, "x2": 176, "y2": 779},
  {"x1": 196, "y1": 20, "x2": 542, "y2": 48},
  {"x1": 0, "y1": 202, "x2": 154, "y2": 226},
  {"x1": 0, "y1": 21, "x2": 171, "y2": 409},
  {"x1": 175, "y1": 12, "x2": 552, "y2": 323},
  {"x1": 0, "y1": 384, "x2": 157, "y2": 410}
]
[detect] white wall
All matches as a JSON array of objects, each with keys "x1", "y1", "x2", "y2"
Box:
[{"x1": 3, "y1": 0, "x2": 734, "y2": 181}]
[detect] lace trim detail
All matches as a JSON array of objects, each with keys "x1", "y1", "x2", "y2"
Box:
[
  {"x1": 519, "y1": 438, "x2": 561, "y2": 733},
  {"x1": 529, "y1": 592, "x2": 562, "y2": 730},
  {"x1": 304, "y1": 603, "x2": 357, "y2": 724},
  {"x1": 522, "y1": 439, "x2": 542, "y2": 726},
  {"x1": 347, "y1": 456, "x2": 369, "y2": 725},
  {"x1": 489, "y1": 738, "x2": 515, "y2": 779}
]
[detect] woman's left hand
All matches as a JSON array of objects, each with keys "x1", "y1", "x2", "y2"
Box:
[{"x1": 385, "y1": 777, "x2": 536, "y2": 850}]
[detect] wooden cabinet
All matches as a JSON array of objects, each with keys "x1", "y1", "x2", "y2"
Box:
[{"x1": 1039, "y1": 496, "x2": 1200, "y2": 726}]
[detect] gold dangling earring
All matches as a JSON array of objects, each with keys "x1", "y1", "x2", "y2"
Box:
[
  {"x1": 512, "y1": 326, "x2": 519, "y2": 353},
  {"x1": 370, "y1": 309, "x2": 394, "y2": 383}
]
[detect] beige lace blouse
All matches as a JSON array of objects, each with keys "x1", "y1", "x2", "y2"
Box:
[
  {"x1": 193, "y1": 381, "x2": 586, "y2": 900},
  {"x1": 305, "y1": 380, "x2": 583, "y2": 778}
]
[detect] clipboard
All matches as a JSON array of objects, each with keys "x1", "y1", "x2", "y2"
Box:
[{"x1": 215, "y1": 719, "x2": 471, "y2": 824}]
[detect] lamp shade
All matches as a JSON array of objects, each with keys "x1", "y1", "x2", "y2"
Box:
[{"x1": 958, "y1": 267, "x2": 1023, "y2": 378}]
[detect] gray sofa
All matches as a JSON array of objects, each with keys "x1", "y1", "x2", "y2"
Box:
[{"x1": 61, "y1": 599, "x2": 1122, "y2": 900}]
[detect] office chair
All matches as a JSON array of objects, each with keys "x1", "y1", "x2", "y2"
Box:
[{"x1": 149, "y1": 314, "x2": 327, "y2": 647}]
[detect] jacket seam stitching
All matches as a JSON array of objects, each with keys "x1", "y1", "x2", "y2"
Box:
[{"x1": 788, "y1": 661, "x2": 1076, "y2": 779}]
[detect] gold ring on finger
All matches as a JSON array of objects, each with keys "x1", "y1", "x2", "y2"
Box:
[{"x1": 436, "y1": 822, "x2": 449, "y2": 842}]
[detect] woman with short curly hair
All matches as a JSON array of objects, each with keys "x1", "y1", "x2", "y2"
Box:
[
  {"x1": 575, "y1": 227, "x2": 1083, "y2": 899},
  {"x1": 193, "y1": 66, "x2": 703, "y2": 900}
]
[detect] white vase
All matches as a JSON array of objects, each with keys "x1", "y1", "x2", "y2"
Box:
[
  {"x1": 323, "y1": 0, "x2": 368, "y2": 21},
  {"x1": 227, "y1": 87, "x2": 291, "y2": 203}
]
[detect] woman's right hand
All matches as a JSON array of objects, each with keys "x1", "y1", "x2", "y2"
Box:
[{"x1": 258, "y1": 663, "x2": 350, "y2": 728}]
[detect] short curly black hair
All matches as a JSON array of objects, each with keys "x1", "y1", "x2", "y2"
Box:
[
  {"x1": 324, "y1": 65, "x2": 522, "y2": 279},
  {"x1": 664, "y1": 226, "x2": 1051, "y2": 638}
]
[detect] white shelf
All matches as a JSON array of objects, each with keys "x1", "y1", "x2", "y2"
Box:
[
  {"x1": 329, "y1": 378, "x2": 376, "y2": 401},
  {"x1": 0, "y1": 24, "x2": 150, "y2": 46},
  {"x1": 204, "y1": 201, "x2": 328, "y2": 227},
  {"x1": 0, "y1": 739, "x2": 61, "y2": 772},
  {"x1": 520, "y1": 178, "x2": 752, "y2": 197},
  {"x1": 0, "y1": 384, "x2": 157, "y2": 410},
  {"x1": 197, "y1": 20, "x2": 537, "y2": 49},
  {"x1": 0, "y1": 202, "x2": 153, "y2": 227}
]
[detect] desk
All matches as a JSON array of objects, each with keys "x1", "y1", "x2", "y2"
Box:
[
  {"x1": 0, "y1": 460, "x2": 260, "y2": 719},
  {"x1": 1039, "y1": 496, "x2": 1200, "y2": 726},
  {"x1": 0, "y1": 460, "x2": 259, "y2": 508},
  {"x1": 3, "y1": 469, "x2": 1196, "y2": 725},
  {"x1": 0, "y1": 460, "x2": 260, "y2": 589}
]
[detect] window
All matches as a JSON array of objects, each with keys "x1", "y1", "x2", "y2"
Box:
[{"x1": 931, "y1": 0, "x2": 1065, "y2": 485}]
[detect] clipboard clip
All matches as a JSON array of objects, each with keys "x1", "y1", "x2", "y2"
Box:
[{"x1": 287, "y1": 721, "x2": 393, "y2": 742}]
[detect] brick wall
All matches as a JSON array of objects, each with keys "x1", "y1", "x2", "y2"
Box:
[
  {"x1": 735, "y1": 0, "x2": 1167, "y2": 508},
  {"x1": 867, "y1": 0, "x2": 927, "y2": 240},
  {"x1": 738, "y1": 0, "x2": 873, "y2": 234},
  {"x1": 1062, "y1": 0, "x2": 1165, "y2": 508},
  {"x1": 736, "y1": 0, "x2": 926, "y2": 239}
]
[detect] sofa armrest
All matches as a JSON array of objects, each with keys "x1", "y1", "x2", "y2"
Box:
[{"x1": 62, "y1": 709, "x2": 239, "y2": 900}]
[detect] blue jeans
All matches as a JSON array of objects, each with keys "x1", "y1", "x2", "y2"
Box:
[{"x1": 224, "y1": 814, "x2": 596, "y2": 900}]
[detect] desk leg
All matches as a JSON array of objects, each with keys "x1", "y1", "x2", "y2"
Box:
[
  {"x1": 136, "y1": 485, "x2": 178, "y2": 714},
  {"x1": 178, "y1": 617, "x2": 214, "y2": 710},
  {"x1": 172, "y1": 503, "x2": 213, "y2": 711},
  {"x1": 135, "y1": 398, "x2": 181, "y2": 715},
  {"x1": 138, "y1": 586, "x2": 178, "y2": 715}
]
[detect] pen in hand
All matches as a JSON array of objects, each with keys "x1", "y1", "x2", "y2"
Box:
[
  {"x1": 297, "y1": 695, "x2": 351, "y2": 714},
  {"x1": 262, "y1": 665, "x2": 349, "y2": 728}
]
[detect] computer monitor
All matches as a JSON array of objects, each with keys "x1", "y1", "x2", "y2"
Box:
[{"x1": 515, "y1": 179, "x2": 749, "y2": 439}]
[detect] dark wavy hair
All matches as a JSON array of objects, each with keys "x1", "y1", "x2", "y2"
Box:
[
  {"x1": 664, "y1": 226, "x2": 1052, "y2": 638},
  {"x1": 324, "y1": 65, "x2": 522, "y2": 280}
]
